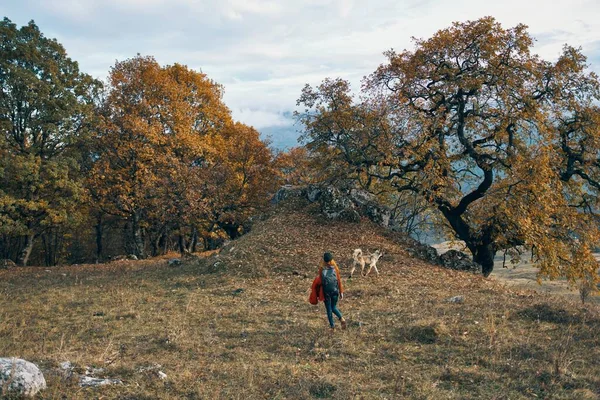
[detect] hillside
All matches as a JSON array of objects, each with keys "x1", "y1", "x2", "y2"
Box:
[{"x1": 1, "y1": 198, "x2": 599, "y2": 399}]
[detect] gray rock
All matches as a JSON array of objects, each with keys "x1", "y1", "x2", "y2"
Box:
[
  {"x1": 273, "y1": 184, "x2": 391, "y2": 228},
  {"x1": 446, "y1": 295, "x2": 465, "y2": 304},
  {"x1": 271, "y1": 185, "x2": 305, "y2": 204},
  {"x1": 167, "y1": 258, "x2": 182, "y2": 267},
  {"x1": 79, "y1": 376, "x2": 123, "y2": 387},
  {"x1": 440, "y1": 250, "x2": 482, "y2": 274},
  {"x1": 361, "y1": 202, "x2": 391, "y2": 227},
  {"x1": 84, "y1": 366, "x2": 105, "y2": 376},
  {"x1": 0, "y1": 259, "x2": 16, "y2": 269},
  {"x1": 348, "y1": 189, "x2": 391, "y2": 226},
  {"x1": 404, "y1": 238, "x2": 441, "y2": 265},
  {"x1": 319, "y1": 186, "x2": 356, "y2": 221},
  {"x1": 349, "y1": 188, "x2": 377, "y2": 205},
  {"x1": 127, "y1": 254, "x2": 138, "y2": 260},
  {"x1": 0, "y1": 357, "x2": 47, "y2": 397},
  {"x1": 338, "y1": 208, "x2": 361, "y2": 223},
  {"x1": 306, "y1": 185, "x2": 322, "y2": 202},
  {"x1": 59, "y1": 361, "x2": 74, "y2": 379}
]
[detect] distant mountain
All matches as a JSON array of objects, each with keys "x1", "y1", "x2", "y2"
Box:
[{"x1": 259, "y1": 123, "x2": 303, "y2": 151}]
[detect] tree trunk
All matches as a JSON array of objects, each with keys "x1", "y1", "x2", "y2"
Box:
[
  {"x1": 95, "y1": 215, "x2": 103, "y2": 263},
  {"x1": 16, "y1": 234, "x2": 35, "y2": 266},
  {"x1": 42, "y1": 234, "x2": 50, "y2": 267},
  {"x1": 472, "y1": 243, "x2": 496, "y2": 277},
  {"x1": 132, "y1": 211, "x2": 145, "y2": 258},
  {"x1": 52, "y1": 229, "x2": 61, "y2": 266},
  {"x1": 188, "y1": 228, "x2": 198, "y2": 254},
  {"x1": 439, "y1": 206, "x2": 496, "y2": 277},
  {"x1": 151, "y1": 227, "x2": 165, "y2": 257},
  {"x1": 220, "y1": 221, "x2": 240, "y2": 240},
  {"x1": 0, "y1": 235, "x2": 13, "y2": 259},
  {"x1": 42, "y1": 233, "x2": 53, "y2": 266},
  {"x1": 151, "y1": 237, "x2": 159, "y2": 257},
  {"x1": 125, "y1": 211, "x2": 145, "y2": 259},
  {"x1": 159, "y1": 231, "x2": 168, "y2": 254},
  {"x1": 42, "y1": 229, "x2": 62, "y2": 267},
  {"x1": 178, "y1": 234, "x2": 187, "y2": 255}
]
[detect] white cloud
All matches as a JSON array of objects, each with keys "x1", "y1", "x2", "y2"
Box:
[
  {"x1": 3, "y1": 0, "x2": 600, "y2": 148},
  {"x1": 218, "y1": 0, "x2": 283, "y2": 19},
  {"x1": 232, "y1": 109, "x2": 291, "y2": 129}
]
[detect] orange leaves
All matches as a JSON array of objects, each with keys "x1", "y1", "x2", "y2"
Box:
[
  {"x1": 86, "y1": 55, "x2": 278, "y2": 254},
  {"x1": 89, "y1": 55, "x2": 231, "y2": 214},
  {"x1": 298, "y1": 17, "x2": 600, "y2": 281},
  {"x1": 207, "y1": 122, "x2": 278, "y2": 223}
]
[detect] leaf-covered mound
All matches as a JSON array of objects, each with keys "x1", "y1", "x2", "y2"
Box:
[{"x1": 199, "y1": 196, "x2": 434, "y2": 278}]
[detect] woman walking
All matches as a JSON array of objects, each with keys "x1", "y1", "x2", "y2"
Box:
[{"x1": 310, "y1": 252, "x2": 347, "y2": 331}]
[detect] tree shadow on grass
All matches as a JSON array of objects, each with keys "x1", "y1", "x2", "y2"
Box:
[
  {"x1": 515, "y1": 303, "x2": 590, "y2": 325},
  {"x1": 395, "y1": 323, "x2": 439, "y2": 344}
]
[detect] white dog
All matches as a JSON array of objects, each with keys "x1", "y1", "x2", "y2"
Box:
[{"x1": 350, "y1": 248, "x2": 383, "y2": 277}]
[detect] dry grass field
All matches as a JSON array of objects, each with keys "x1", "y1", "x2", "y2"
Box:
[{"x1": 1, "y1": 199, "x2": 600, "y2": 399}]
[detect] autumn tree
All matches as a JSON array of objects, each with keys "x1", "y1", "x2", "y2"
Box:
[
  {"x1": 297, "y1": 17, "x2": 600, "y2": 283},
  {"x1": 87, "y1": 56, "x2": 279, "y2": 257},
  {"x1": 202, "y1": 122, "x2": 278, "y2": 244},
  {"x1": 0, "y1": 18, "x2": 102, "y2": 266},
  {"x1": 274, "y1": 147, "x2": 317, "y2": 186},
  {"x1": 88, "y1": 56, "x2": 233, "y2": 258}
]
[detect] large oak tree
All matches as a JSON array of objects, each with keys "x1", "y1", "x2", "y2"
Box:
[{"x1": 297, "y1": 17, "x2": 600, "y2": 283}]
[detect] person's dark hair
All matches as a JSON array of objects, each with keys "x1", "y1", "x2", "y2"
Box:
[{"x1": 323, "y1": 252, "x2": 333, "y2": 263}]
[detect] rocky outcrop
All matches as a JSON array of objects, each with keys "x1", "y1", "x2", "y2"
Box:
[
  {"x1": 271, "y1": 185, "x2": 306, "y2": 204},
  {"x1": 318, "y1": 186, "x2": 357, "y2": 221},
  {"x1": 439, "y1": 250, "x2": 482, "y2": 274},
  {"x1": 306, "y1": 185, "x2": 322, "y2": 202},
  {"x1": 349, "y1": 189, "x2": 391, "y2": 227},
  {"x1": 0, "y1": 358, "x2": 46, "y2": 397},
  {"x1": 402, "y1": 237, "x2": 442, "y2": 265},
  {"x1": 272, "y1": 184, "x2": 481, "y2": 274},
  {"x1": 272, "y1": 185, "x2": 392, "y2": 228}
]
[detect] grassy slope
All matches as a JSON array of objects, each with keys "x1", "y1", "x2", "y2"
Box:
[{"x1": 1, "y1": 199, "x2": 599, "y2": 399}]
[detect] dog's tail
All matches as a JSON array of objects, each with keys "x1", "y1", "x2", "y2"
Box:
[{"x1": 352, "y1": 248, "x2": 362, "y2": 260}]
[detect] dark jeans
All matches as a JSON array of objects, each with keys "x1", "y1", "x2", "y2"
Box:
[{"x1": 324, "y1": 292, "x2": 343, "y2": 328}]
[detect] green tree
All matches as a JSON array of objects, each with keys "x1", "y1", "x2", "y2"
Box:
[{"x1": 0, "y1": 18, "x2": 101, "y2": 265}]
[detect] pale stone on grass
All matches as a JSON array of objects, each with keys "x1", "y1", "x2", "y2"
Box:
[{"x1": 0, "y1": 358, "x2": 46, "y2": 397}]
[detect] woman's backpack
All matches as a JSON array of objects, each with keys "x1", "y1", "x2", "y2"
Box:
[{"x1": 322, "y1": 268, "x2": 339, "y2": 295}]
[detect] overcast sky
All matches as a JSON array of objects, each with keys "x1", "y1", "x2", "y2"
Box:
[{"x1": 2, "y1": 0, "x2": 600, "y2": 148}]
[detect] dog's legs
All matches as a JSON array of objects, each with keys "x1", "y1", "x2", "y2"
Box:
[
  {"x1": 360, "y1": 261, "x2": 366, "y2": 276},
  {"x1": 371, "y1": 263, "x2": 379, "y2": 276},
  {"x1": 364, "y1": 262, "x2": 373, "y2": 276},
  {"x1": 349, "y1": 262, "x2": 357, "y2": 278}
]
